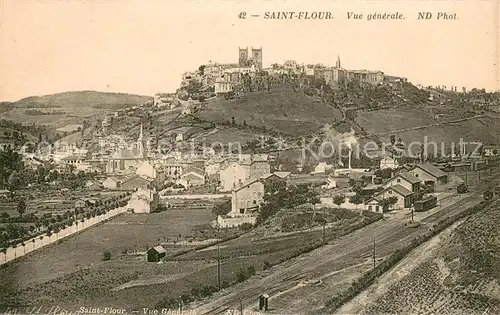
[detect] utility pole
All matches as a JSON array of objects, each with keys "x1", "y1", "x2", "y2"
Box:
[
  {"x1": 217, "y1": 217, "x2": 221, "y2": 290},
  {"x1": 373, "y1": 238, "x2": 376, "y2": 268},
  {"x1": 411, "y1": 205, "x2": 414, "y2": 223},
  {"x1": 322, "y1": 207, "x2": 326, "y2": 243},
  {"x1": 465, "y1": 168, "x2": 468, "y2": 186}
]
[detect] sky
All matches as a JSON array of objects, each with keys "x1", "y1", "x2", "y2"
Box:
[{"x1": 0, "y1": 0, "x2": 498, "y2": 101}]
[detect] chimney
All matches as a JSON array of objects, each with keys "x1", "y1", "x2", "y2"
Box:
[{"x1": 348, "y1": 149, "x2": 352, "y2": 169}]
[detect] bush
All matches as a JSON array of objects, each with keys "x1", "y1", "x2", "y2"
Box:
[
  {"x1": 236, "y1": 269, "x2": 249, "y2": 283},
  {"x1": 101, "y1": 251, "x2": 111, "y2": 261},
  {"x1": 155, "y1": 297, "x2": 179, "y2": 310},
  {"x1": 263, "y1": 261, "x2": 272, "y2": 270},
  {"x1": 239, "y1": 223, "x2": 253, "y2": 231},
  {"x1": 457, "y1": 183, "x2": 468, "y2": 194}
]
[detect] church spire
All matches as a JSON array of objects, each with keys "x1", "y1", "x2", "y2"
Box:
[
  {"x1": 137, "y1": 122, "x2": 145, "y2": 158},
  {"x1": 336, "y1": 55, "x2": 341, "y2": 68},
  {"x1": 138, "y1": 122, "x2": 144, "y2": 141}
]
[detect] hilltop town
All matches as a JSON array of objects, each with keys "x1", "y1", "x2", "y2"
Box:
[{"x1": 1, "y1": 47, "x2": 500, "y2": 314}]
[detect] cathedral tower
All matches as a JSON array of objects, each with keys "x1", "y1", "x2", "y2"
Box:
[
  {"x1": 251, "y1": 47, "x2": 263, "y2": 70},
  {"x1": 239, "y1": 47, "x2": 249, "y2": 67}
]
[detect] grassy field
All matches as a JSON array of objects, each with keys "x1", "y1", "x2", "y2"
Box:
[
  {"x1": 355, "y1": 105, "x2": 476, "y2": 135},
  {"x1": 0, "y1": 208, "x2": 381, "y2": 310},
  {"x1": 376, "y1": 116, "x2": 500, "y2": 154},
  {"x1": 0, "y1": 208, "x2": 217, "y2": 306},
  {"x1": 197, "y1": 85, "x2": 342, "y2": 136}
]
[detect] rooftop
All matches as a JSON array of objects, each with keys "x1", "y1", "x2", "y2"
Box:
[
  {"x1": 390, "y1": 184, "x2": 413, "y2": 197},
  {"x1": 398, "y1": 172, "x2": 421, "y2": 184},
  {"x1": 413, "y1": 162, "x2": 447, "y2": 178}
]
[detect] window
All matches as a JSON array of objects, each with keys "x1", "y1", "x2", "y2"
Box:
[
  {"x1": 240, "y1": 208, "x2": 245, "y2": 214},
  {"x1": 396, "y1": 179, "x2": 401, "y2": 183},
  {"x1": 253, "y1": 200, "x2": 256, "y2": 205},
  {"x1": 415, "y1": 174, "x2": 419, "y2": 177}
]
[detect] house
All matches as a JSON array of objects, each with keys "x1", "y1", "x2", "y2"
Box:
[
  {"x1": 219, "y1": 154, "x2": 270, "y2": 192},
  {"x1": 121, "y1": 176, "x2": 153, "y2": 191},
  {"x1": 230, "y1": 178, "x2": 264, "y2": 217},
  {"x1": 158, "y1": 158, "x2": 191, "y2": 179},
  {"x1": 75, "y1": 199, "x2": 86, "y2": 209},
  {"x1": 103, "y1": 177, "x2": 122, "y2": 190},
  {"x1": 175, "y1": 133, "x2": 184, "y2": 142},
  {"x1": 322, "y1": 178, "x2": 337, "y2": 190},
  {"x1": 312, "y1": 162, "x2": 333, "y2": 174},
  {"x1": 384, "y1": 172, "x2": 421, "y2": 193},
  {"x1": 205, "y1": 159, "x2": 225, "y2": 177},
  {"x1": 379, "y1": 156, "x2": 398, "y2": 170},
  {"x1": 147, "y1": 246, "x2": 166, "y2": 262},
  {"x1": 483, "y1": 145, "x2": 499, "y2": 157},
  {"x1": 259, "y1": 171, "x2": 291, "y2": 181},
  {"x1": 177, "y1": 171, "x2": 205, "y2": 188},
  {"x1": 272, "y1": 171, "x2": 292, "y2": 179},
  {"x1": 366, "y1": 184, "x2": 414, "y2": 212},
  {"x1": 136, "y1": 161, "x2": 166, "y2": 187},
  {"x1": 61, "y1": 155, "x2": 86, "y2": 166},
  {"x1": 409, "y1": 163, "x2": 448, "y2": 189},
  {"x1": 106, "y1": 124, "x2": 147, "y2": 174},
  {"x1": 127, "y1": 189, "x2": 159, "y2": 213},
  {"x1": 85, "y1": 180, "x2": 102, "y2": 191}
]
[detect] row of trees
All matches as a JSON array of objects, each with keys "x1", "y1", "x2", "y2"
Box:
[
  {"x1": 0, "y1": 195, "x2": 130, "y2": 250},
  {"x1": 330, "y1": 194, "x2": 398, "y2": 212}
]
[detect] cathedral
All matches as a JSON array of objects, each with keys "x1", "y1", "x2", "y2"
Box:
[
  {"x1": 106, "y1": 123, "x2": 147, "y2": 174},
  {"x1": 238, "y1": 47, "x2": 263, "y2": 70}
]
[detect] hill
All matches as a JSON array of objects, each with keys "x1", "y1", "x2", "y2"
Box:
[
  {"x1": 12, "y1": 91, "x2": 152, "y2": 109},
  {"x1": 197, "y1": 84, "x2": 343, "y2": 136},
  {"x1": 0, "y1": 91, "x2": 152, "y2": 129}
]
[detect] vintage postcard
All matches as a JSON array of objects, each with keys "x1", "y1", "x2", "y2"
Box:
[{"x1": 0, "y1": 0, "x2": 499, "y2": 314}]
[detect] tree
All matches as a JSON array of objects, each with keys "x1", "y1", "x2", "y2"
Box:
[
  {"x1": 16, "y1": 200, "x2": 26, "y2": 218},
  {"x1": 102, "y1": 250, "x2": 111, "y2": 261},
  {"x1": 390, "y1": 135, "x2": 396, "y2": 146},
  {"x1": 211, "y1": 200, "x2": 231, "y2": 217},
  {"x1": 379, "y1": 196, "x2": 399, "y2": 212},
  {"x1": 332, "y1": 195, "x2": 345, "y2": 208},
  {"x1": 457, "y1": 183, "x2": 468, "y2": 194},
  {"x1": 349, "y1": 194, "x2": 364, "y2": 210},
  {"x1": 483, "y1": 190, "x2": 493, "y2": 201}
]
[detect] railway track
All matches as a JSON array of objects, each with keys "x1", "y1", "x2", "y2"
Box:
[{"x1": 190, "y1": 173, "x2": 500, "y2": 315}]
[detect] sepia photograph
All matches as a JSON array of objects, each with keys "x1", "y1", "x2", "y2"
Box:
[{"x1": 0, "y1": 0, "x2": 499, "y2": 314}]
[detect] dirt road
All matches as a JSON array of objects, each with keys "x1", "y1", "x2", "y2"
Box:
[{"x1": 188, "y1": 173, "x2": 500, "y2": 315}]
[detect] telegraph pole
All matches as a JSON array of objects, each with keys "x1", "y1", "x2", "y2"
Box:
[
  {"x1": 322, "y1": 207, "x2": 326, "y2": 243},
  {"x1": 373, "y1": 239, "x2": 376, "y2": 268},
  {"x1": 217, "y1": 217, "x2": 221, "y2": 290}
]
